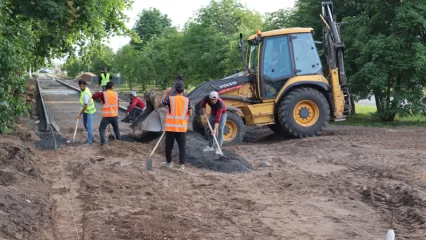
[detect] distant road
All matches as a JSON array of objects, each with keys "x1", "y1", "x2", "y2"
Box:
[{"x1": 356, "y1": 99, "x2": 376, "y2": 106}]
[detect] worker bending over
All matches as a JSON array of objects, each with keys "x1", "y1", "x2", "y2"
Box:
[
  {"x1": 158, "y1": 81, "x2": 192, "y2": 170},
  {"x1": 92, "y1": 82, "x2": 121, "y2": 146},
  {"x1": 202, "y1": 91, "x2": 227, "y2": 154}
]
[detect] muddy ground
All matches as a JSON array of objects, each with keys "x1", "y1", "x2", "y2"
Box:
[{"x1": 0, "y1": 76, "x2": 425, "y2": 239}]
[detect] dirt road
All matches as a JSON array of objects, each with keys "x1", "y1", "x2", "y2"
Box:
[{"x1": 1, "y1": 76, "x2": 425, "y2": 239}]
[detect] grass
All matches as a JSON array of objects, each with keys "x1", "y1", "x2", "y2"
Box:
[{"x1": 331, "y1": 104, "x2": 426, "y2": 127}]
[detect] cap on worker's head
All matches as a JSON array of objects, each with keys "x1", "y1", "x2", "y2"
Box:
[
  {"x1": 176, "y1": 74, "x2": 184, "y2": 81},
  {"x1": 209, "y1": 91, "x2": 219, "y2": 99},
  {"x1": 130, "y1": 91, "x2": 137, "y2": 97},
  {"x1": 78, "y1": 79, "x2": 87, "y2": 85},
  {"x1": 175, "y1": 81, "x2": 184, "y2": 93}
]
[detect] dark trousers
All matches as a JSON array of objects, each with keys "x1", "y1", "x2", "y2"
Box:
[
  {"x1": 99, "y1": 116, "x2": 120, "y2": 144},
  {"x1": 128, "y1": 106, "x2": 142, "y2": 120},
  {"x1": 101, "y1": 85, "x2": 106, "y2": 92},
  {"x1": 165, "y1": 131, "x2": 186, "y2": 164}
]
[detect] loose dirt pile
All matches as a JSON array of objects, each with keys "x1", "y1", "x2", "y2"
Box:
[{"x1": 0, "y1": 122, "x2": 54, "y2": 240}]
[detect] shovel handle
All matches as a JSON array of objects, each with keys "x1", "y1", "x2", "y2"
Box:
[
  {"x1": 149, "y1": 130, "x2": 166, "y2": 158},
  {"x1": 204, "y1": 115, "x2": 223, "y2": 155},
  {"x1": 72, "y1": 118, "x2": 79, "y2": 141}
]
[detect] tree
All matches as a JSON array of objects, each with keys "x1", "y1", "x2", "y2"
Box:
[
  {"x1": 342, "y1": 0, "x2": 426, "y2": 121},
  {"x1": 114, "y1": 45, "x2": 153, "y2": 91},
  {"x1": 63, "y1": 56, "x2": 83, "y2": 78},
  {"x1": 263, "y1": 9, "x2": 293, "y2": 31},
  {"x1": 132, "y1": 8, "x2": 174, "y2": 49},
  {"x1": 89, "y1": 45, "x2": 115, "y2": 73},
  {"x1": 0, "y1": 0, "x2": 133, "y2": 132}
]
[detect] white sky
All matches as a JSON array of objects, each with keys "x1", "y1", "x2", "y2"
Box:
[{"x1": 107, "y1": 0, "x2": 296, "y2": 52}]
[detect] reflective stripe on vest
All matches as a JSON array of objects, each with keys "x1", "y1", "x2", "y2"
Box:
[
  {"x1": 102, "y1": 90, "x2": 119, "y2": 117},
  {"x1": 79, "y1": 87, "x2": 96, "y2": 114},
  {"x1": 101, "y1": 73, "x2": 110, "y2": 86},
  {"x1": 165, "y1": 96, "x2": 189, "y2": 132}
]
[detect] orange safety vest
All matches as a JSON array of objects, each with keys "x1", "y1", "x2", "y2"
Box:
[
  {"x1": 165, "y1": 96, "x2": 189, "y2": 132},
  {"x1": 102, "y1": 90, "x2": 119, "y2": 117}
]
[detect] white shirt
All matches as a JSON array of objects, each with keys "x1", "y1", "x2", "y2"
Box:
[{"x1": 83, "y1": 94, "x2": 90, "y2": 105}]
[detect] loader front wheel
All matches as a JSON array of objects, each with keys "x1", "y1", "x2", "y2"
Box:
[
  {"x1": 278, "y1": 87, "x2": 330, "y2": 138},
  {"x1": 204, "y1": 111, "x2": 245, "y2": 146}
]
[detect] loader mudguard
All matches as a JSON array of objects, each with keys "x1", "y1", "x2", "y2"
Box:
[{"x1": 274, "y1": 76, "x2": 330, "y2": 104}]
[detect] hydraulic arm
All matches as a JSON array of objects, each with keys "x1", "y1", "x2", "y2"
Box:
[{"x1": 321, "y1": 1, "x2": 352, "y2": 117}]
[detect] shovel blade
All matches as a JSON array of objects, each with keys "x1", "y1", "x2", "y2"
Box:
[{"x1": 146, "y1": 156, "x2": 153, "y2": 171}]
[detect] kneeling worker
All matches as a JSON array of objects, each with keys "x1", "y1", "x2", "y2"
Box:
[
  {"x1": 158, "y1": 81, "x2": 192, "y2": 170},
  {"x1": 92, "y1": 82, "x2": 121, "y2": 146},
  {"x1": 202, "y1": 91, "x2": 227, "y2": 154},
  {"x1": 122, "y1": 91, "x2": 146, "y2": 123}
]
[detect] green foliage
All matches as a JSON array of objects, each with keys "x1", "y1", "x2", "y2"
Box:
[
  {"x1": 63, "y1": 56, "x2": 83, "y2": 78},
  {"x1": 0, "y1": 1, "x2": 34, "y2": 133},
  {"x1": 263, "y1": 9, "x2": 293, "y2": 31},
  {"x1": 0, "y1": 0, "x2": 132, "y2": 132},
  {"x1": 342, "y1": 0, "x2": 426, "y2": 121},
  {"x1": 132, "y1": 8, "x2": 174, "y2": 49},
  {"x1": 114, "y1": 45, "x2": 153, "y2": 91},
  {"x1": 89, "y1": 45, "x2": 115, "y2": 73},
  {"x1": 289, "y1": 0, "x2": 426, "y2": 122}
]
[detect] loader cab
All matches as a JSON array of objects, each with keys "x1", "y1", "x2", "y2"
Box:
[{"x1": 248, "y1": 28, "x2": 323, "y2": 100}]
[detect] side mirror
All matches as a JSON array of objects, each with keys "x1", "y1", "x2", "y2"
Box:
[{"x1": 239, "y1": 33, "x2": 243, "y2": 48}]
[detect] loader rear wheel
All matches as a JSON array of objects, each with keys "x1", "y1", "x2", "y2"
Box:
[
  {"x1": 204, "y1": 111, "x2": 245, "y2": 146},
  {"x1": 278, "y1": 87, "x2": 329, "y2": 138}
]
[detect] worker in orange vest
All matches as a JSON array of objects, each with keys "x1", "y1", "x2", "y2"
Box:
[
  {"x1": 92, "y1": 82, "x2": 121, "y2": 146},
  {"x1": 158, "y1": 81, "x2": 192, "y2": 170}
]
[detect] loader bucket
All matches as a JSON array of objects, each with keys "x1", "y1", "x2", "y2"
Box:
[{"x1": 130, "y1": 90, "x2": 166, "y2": 132}]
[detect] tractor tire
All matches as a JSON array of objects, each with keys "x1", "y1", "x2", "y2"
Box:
[
  {"x1": 204, "y1": 111, "x2": 245, "y2": 146},
  {"x1": 277, "y1": 87, "x2": 330, "y2": 138}
]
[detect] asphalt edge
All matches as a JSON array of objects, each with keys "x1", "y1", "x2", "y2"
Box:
[
  {"x1": 54, "y1": 78, "x2": 127, "y2": 112},
  {"x1": 36, "y1": 77, "x2": 51, "y2": 131}
]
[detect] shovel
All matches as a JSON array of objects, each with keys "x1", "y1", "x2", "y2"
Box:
[
  {"x1": 146, "y1": 130, "x2": 166, "y2": 171},
  {"x1": 67, "y1": 118, "x2": 79, "y2": 143},
  {"x1": 107, "y1": 124, "x2": 115, "y2": 141},
  {"x1": 205, "y1": 115, "x2": 223, "y2": 156}
]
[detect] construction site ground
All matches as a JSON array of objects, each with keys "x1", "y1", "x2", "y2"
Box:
[{"x1": 1, "y1": 75, "x2": 425, "y2": 240}]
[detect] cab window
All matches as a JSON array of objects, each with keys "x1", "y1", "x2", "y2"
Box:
[{"x1": 292, "y1": 33, "x2": 322, "y2": 75}]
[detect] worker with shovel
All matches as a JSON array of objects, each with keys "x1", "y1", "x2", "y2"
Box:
[
  {"x1": 77, "y1": 79, "x2": 96, "y2": 145},
  {"x1": 202, "y1": 91, "x2": 227, "y2": 154},
  {"x1": 158, "y1": 81, "x2": 192, "y2": 170},
  {"x1": 92, "y1": 82, "x2": 121, "y2": 146}
]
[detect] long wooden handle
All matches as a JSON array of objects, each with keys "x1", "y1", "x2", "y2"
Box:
[
  {"x1": 72, "y1": 118, "x2": 79, "y2": 141},
  {"x1": 205, "y1": 115, "x2": 223, "y2": 155},
  {"x1": 149, "y1": 131, "x2": 166, "y2": 157}
]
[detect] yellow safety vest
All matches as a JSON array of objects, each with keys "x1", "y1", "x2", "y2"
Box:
[
  {"x1": 79, "y1": 87, "x2": 96, "y2": 114},
  {"x1": 165, "y1": 96, "x2": 189, "y2": 132},
  {"x1": 101, "y1": 73, "x2": 110, "y2": 86}
]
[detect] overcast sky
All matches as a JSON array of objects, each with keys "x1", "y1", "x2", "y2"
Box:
[{"x1": 107, "y1": 0, "x2": 296, "y2": 52}]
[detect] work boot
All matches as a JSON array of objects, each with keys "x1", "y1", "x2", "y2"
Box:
[
  {"x1": 203, "y1": 146, "x2": 214, "y2": 152},
  {"x1": 121, "y1": 117, "x2": 130, "y2": 123},
  {"x1": 215, "y1": 148, "x2": 222, "y2": 155},
  {"x1": 82, "y1": 140, "x2": 92, "y2": 145},
  {"x1": 179, "y1": 164, "x2": 185, "y2": 170},
  {"x1": 162, "y1": 162, "x2": 172, "y2": 168}
]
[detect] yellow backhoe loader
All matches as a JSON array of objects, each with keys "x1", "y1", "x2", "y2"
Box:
[{"x1": 130, "y1": 1, "x2": 353, "y2": 146}]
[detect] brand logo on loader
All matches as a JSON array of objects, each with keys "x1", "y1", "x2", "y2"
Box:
[{"x1": 219, "y1": 81, "x2": 237, "y2": 89}]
